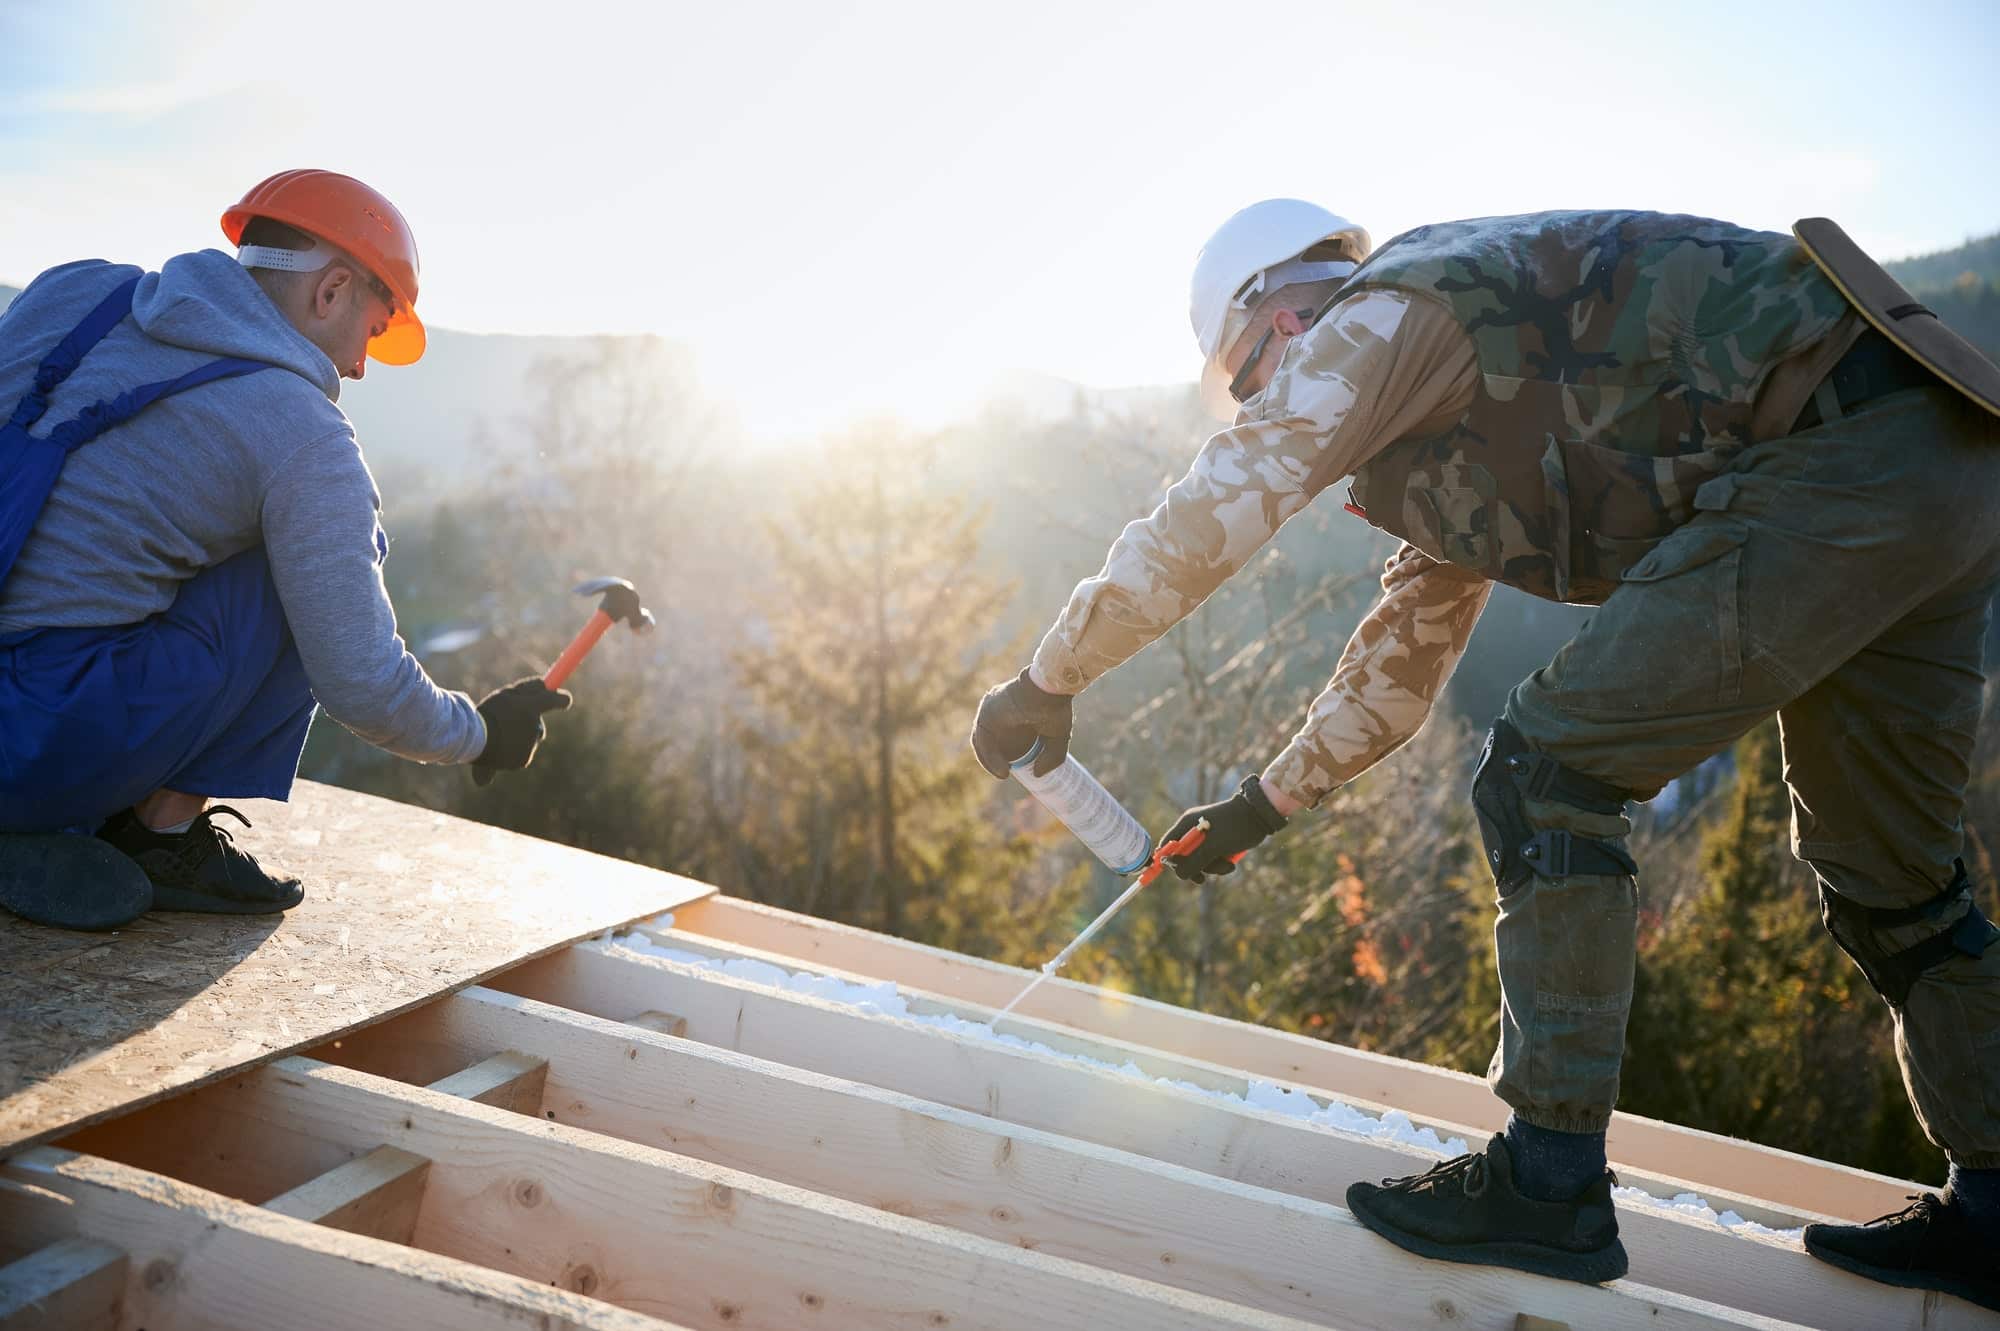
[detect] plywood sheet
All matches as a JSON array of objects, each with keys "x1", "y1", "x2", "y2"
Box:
[{"x1": 0, "y1": 780, "x2": 710, "y2": 1152}]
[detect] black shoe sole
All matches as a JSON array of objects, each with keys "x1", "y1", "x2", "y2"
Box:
[
  {"x1": 150, "y1": 880, "x2": 305, "y2": 915},
  {"x1": 1804, "y1": 1231, "x2": 2000, "y2": 1314},
  {"x1": 0, "y1": 834, "x2": 153, "y2": 930},
  {"x1": 1347, "y1": 1185, "x2": 1631, "y2": 1285}
]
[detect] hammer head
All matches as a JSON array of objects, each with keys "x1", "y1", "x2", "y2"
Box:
[{"x1": 573, "y1": 576, "x2": 656, "y2": 631}]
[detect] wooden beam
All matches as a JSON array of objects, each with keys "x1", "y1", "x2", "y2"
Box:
[
  {"x1": 0, "y1": 1239, "x2": 125, "y2": 1331},
  {"x1": 262, "y1": 1146, "x2": 430, "y2": 1244},
  {"x1": 634, "y1": 925, "x2": 1820, "y2": 1232},
  {"x1": 424, "y1": 1051, "x2": 548, "y2": 1113},
  {"x1": 626, "y1": 1010, "x2": 687, "y2": 1037},
  {"x1": 322, "y1": 988, "x2": 1788, "y2": 1331},
  {"x1": 107, "y1": 1054, "x2": 1340, "y2": 1331},
  {"x1": 493, "y1": 944, "x2": 1976, "y2": 1331},
  {"x1": 670, "y1": 894, "x2": 1918, "y2": 1222},
  {"x1": 0, "y1": 1147, "x2": 683, "y2": 1330}
]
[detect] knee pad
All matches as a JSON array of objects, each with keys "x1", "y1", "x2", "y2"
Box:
[
  {"x1": 1819, "y1": 859, "x2": 2000, "y2": 1006},
  {"x1": 1471, "y1": 719, "x2": 1638, "y2": 893}
]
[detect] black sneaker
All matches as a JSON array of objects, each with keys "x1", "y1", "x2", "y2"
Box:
[
  {"x1": 1804, "y1": 1191, "x2": 2000, "y2": 1313},
  {"x1": 1346, "y1": 1133, "x2": 1629, "y2": 1284},
  {"x1": 0, "y1": 831, "x2": 153, "y2": 930},
  {"x1": 97, "y1": 805, "x2": 304, "y2": 915}
]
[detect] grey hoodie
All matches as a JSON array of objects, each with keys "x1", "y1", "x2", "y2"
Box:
[{"x1": 0, "y1": 250, "x2": 485, "y2": 765}]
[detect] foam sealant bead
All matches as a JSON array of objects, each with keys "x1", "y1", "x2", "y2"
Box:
[{"x1": 595, "y1": 915, "x2": 1802, "y2": 1242}]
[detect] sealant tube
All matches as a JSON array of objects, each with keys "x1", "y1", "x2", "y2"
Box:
[{"x1": 1010, "y1": 739, "x2": 1153, "y2": 875}]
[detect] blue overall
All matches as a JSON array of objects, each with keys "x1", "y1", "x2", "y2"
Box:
[{"x1": 0, "y1": 277, "x2": 319, "y2": 834}]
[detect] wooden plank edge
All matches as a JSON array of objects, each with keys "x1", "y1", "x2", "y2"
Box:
[
  {"x1": 0, "y1": 1238, "x2": 126, "y2": 1331},
  {"x1": 669, "y1": 893, "x2": 1921, "y2": 1222},
  {"x1": 0, "y1": 1147, "x2": 683, "y2": 1330}
]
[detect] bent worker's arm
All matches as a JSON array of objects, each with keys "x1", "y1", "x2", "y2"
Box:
[
  {"x1": 259, "y1": 426, "x2": 488, "y2": 764},
  {"x1": 1030, "y1": 290, "x2": 1473, "y2": 693},
  {"x1": 1263, "y1": 545, "x2": 1490, "y2": 810}
]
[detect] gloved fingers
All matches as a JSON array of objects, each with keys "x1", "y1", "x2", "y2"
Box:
[
  {"x1": 1161, "y1": 811, "x2": 1204, "y2": 846},
  {"x1": 1028, "y1": 730, "x2": 1068, "y2": 777},
  {"x1": 534, "y1": 686, "x2": 574, "y2": 714},
  {"x1": 971, "y1": 724, "x2": 1031, "y2": 779}
]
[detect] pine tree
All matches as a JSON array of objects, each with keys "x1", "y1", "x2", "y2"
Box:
[{"x1": 724, "y1": 428, "x2": 1069, "y2": 953}]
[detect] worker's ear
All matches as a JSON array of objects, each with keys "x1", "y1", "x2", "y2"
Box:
[
  {"x1": 312, "y1": 264, "x2": 358, "y2": 320},
  {"x1": 1272, "y1": 307, "x2": 1309, "y2": 338}
]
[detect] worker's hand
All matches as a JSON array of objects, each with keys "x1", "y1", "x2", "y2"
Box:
[
  {"x1": 471, "y1": 677, "x2": 574, "y2": 786},
  {"x1": 1157, "y1": 775, "x2": 1289, "y2": 883},
  {"x1": 971, "y1": 668, "x2": 1073, "y2": 778}
]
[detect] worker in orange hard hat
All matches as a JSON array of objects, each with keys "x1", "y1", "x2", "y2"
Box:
[
  {"x1": 0, "y1": 170, "x2": 569, "y2": 932},
  {"x1": 223, "y1": 168, "x2": 428, "y2": 376}
]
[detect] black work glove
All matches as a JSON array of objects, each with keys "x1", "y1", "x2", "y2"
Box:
[
  {"x1": 970, "y1": 668, "x2": 1073, "y2": 778},
  {"x1": 471, "y1": 677, "x2": 574, "y2": 786},
  {"x1": 1157, "y1": 774, "x2": 1289, "y2": 883}
]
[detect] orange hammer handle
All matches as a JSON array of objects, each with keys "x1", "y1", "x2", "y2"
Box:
[
  {"x1": 1138, "y1": 824, "x2": 1249, "y2": 886},
  {"x1": 544, "y1": 609, "x2": 614, "y2": 690}
]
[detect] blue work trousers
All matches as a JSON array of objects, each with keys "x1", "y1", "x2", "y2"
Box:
[{"x1": 0, "y1": 548, "x2": 316, "y2": 833}]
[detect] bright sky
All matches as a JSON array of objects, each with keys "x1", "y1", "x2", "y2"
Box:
[{"x1": 4, "y1": 0, "x2": 1997, "y2": 440}]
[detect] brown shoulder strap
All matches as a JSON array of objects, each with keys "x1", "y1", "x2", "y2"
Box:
[{"x1": 1794, "y1": 217, "x2": 2000, "y2": 420}]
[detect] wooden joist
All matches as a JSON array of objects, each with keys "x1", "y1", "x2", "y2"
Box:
[
  {"x1": 492, "y1": 943, "x2": 1974, "y2": 1331},
  {"x1": 669, "y1": 894, "x2": 1919, "y2": 1223},
  {"x1": 70, "y1": 1054, "x2": 1340, "y2": 1331},
  {"x1": 424, "y1": 1050, "x2": 548, "y2": 1113},
  {"x1": 316, "y1": 986, "x2": 1793, "y2": 1331},
  {"x1": 0, "y1": 1148, "x2": 684, "y2": 1330},
  {"x1": 0, "y1": 1239, "x2": 126, "y2": 1331},
  {"x1": 261, "y1": 1145, "x2": 431, "y2": 1243},
  {"x1": 636, "y1": 924, "x2": 1823, "y2": 1232}
]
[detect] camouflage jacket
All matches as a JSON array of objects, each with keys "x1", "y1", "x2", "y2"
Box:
[
  {"x1": 1342, "y1": 211, "x2": 1850, "y2": 603},
  {"x1": 1031, "y1": 292, "x2": 1492, "y2": 809}
]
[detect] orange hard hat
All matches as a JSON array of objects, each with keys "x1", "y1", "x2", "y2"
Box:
[{"x1": 222, "y1": 169, "x2": 426, "y2": 365}]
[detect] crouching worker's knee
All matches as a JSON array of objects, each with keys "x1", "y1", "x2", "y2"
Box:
[{"x1": 1471, "y1": 719, "x2": 1637, "y2": 893}]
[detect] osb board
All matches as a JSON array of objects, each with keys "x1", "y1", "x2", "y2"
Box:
[{"x1": 0, "y1": 780, "x2": 712, "y2": 1153}]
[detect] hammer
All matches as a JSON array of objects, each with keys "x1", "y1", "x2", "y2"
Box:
[{"x1": 543, "y1": 577, "x2": 656, "y2": 690}]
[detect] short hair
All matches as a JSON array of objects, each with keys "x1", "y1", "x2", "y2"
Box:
[{"x1": 239, "y1": 216, "x2": 319, "y2": 251}]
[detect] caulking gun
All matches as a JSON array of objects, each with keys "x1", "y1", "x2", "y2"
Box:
[{"x1": 997, "y1": 741, "x2": 1247, "y2": 1018}]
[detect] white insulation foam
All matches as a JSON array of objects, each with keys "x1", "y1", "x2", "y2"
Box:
[{"x1": 595, "y1": 917, "x2": 1802, "y2": 1241}]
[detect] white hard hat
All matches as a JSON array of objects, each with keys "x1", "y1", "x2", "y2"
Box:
[{"x1": 1190, "y1": 198, "x2": 1371, "y2": 419}]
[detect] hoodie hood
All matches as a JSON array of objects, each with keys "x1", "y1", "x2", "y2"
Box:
[{"x1": 131, "y1": 249, "x2": 341, "y2": 402}]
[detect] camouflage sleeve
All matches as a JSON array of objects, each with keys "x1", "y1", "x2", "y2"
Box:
[
  {"x1": 1263, "y1": 543, "x2": 1491, "y2": 809},
  {"x1": 1030, "y1": 291, "x2": 1423, "y2": 694}
]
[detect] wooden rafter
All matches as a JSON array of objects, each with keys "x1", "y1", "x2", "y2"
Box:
[
  {"x1": 0, "y1": 1238, "x2": 126, "y2": 1331},
  {"x1": 315, "y1": 986, "x2": 1797, "y2": 1331},
  {"x1": 669, "y1": 894, "x2": 1921, "y2": 1223},
  {"x1": 491, "y1": 943, "x2": 1970, "y2": 1331},
  {"x1": 637, "y1": 923, "x2": 1825, "y2": 1232},
  {"x1": 67, "y1": 1055, "x2": 1339, "y2": 1331},
  {"x1": 0, "y1": 1148, "x2": 684, "y2": 1330}
]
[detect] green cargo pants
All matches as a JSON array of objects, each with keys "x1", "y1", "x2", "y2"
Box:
[{"x1": 1496, "y1": 384, "x2": 2000, "y2": 1166}]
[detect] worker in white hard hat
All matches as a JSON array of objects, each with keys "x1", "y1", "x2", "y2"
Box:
[{"x1": 972, "y1": 200, "x2": 2000, "y2": 1305}]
